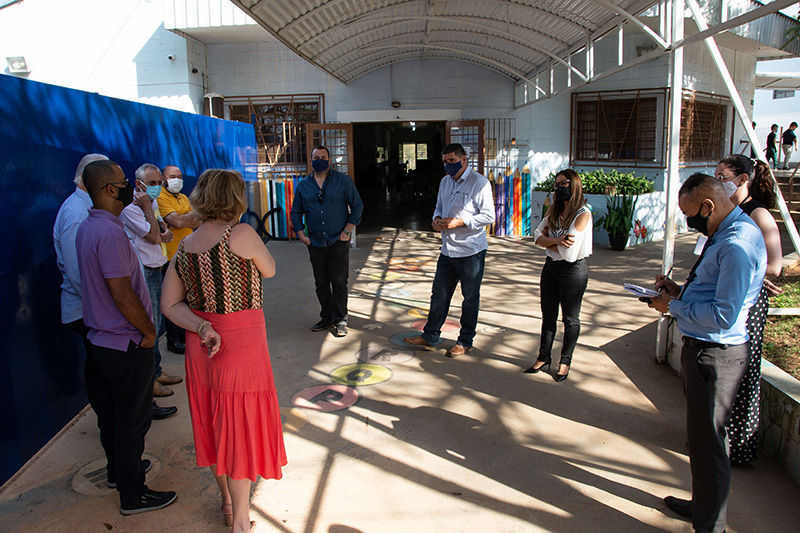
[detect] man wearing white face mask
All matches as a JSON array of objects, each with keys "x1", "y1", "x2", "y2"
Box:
[
  {"x1": 157, "y1": 165, "x2": 200, "y2": 353},
  {"x1": 121, "y1": 164, "x2": 181, "y2": 400}
]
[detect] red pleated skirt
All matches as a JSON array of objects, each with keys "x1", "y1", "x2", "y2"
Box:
[{"x1": 185, "y1": 308, "x2": 287, "y2": 481}]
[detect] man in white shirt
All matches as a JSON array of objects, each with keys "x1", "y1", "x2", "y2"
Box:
[
  {"x1": 120, "y1": 164, "x2": 181, "y2": 398},
  {"x1": 404, "y1": 143, "x2": 495, "y2": 357}
]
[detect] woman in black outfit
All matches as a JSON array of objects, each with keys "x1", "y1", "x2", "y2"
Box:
[
  {"x1": 714, "y1": 154, "x2": 783, "y2": 464},
  {"x1": 525, "y1": 169, "x2": 593, "y2": 381}
]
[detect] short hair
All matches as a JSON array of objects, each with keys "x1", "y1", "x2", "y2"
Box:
[
  {"x1": 679, "y1": 172, "x2": 725, "y2": 199},
  {"x1": 772, "y1": 124, "x2": 779, "y2": 130},
  {"x1": 74, "y1": 153, "x2": 108, "y2": 185},
  {"x1": 83, "y1": 160, "x2": 123, "y2": 202},
  {"x1": 442, "y1": 143, "x2": 466, "y2": 157},
  {"x1": 190, "y1": 169, "x2": 247, "y2": 222},
  {"x1": 311, "y1": 145, "x2": 330, "y2": 158},
  {"x1": 135, "y1": 163, "x2": 161, "y2": 182},
  {"x1": 791, "y1": 122, "x2": 798, "y2": 128},
  {"x1": 162, "y1": 164, "x2": 181, "y2": 175}
]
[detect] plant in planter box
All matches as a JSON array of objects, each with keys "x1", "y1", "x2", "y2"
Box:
[{"x1": 594, "y1": 194, "x2": 637, "y2": 251}]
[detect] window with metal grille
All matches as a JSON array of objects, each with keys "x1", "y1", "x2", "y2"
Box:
[
  {"x1": 226, "y1": 94, "x2": 324, "y2": 171},
  {"x1": 773, "y1": 90, "x2": 795, "y2": 99},
  {"x1": 680, "y1": 94, "x2": 728, "y2": 163},
  {"x1": 572, "y1": 89, "x2": 665, "y2": 167}
]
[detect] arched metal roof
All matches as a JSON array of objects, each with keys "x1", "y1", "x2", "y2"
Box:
[{"x1": 230, "y1": 0, "x2": 661, "y2": 83}]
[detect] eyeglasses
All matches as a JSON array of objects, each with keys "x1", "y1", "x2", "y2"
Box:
[
  {"x1": 317, "y1": 190, "x2": 324, "y2": 204},
  {"x1": 109, "y1": 180, "x2": 129, "y2": 189}
]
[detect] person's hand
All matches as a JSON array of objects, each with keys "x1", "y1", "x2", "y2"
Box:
[
  {"x1": 648, "y1": 291, "x2": 672, "y2": 313},
  {"x1": 161, "y1": 228, "x2": 173, "y2": 243},
  {"x1": 655, "y1": 275, "x2": 681, "y2": 298},
  {"x1": 339, "y1": 231, "x2": 350, "y2": 242},
  {"x1": 200, "y1": 325, "x2": 221, "y2": 358},
  {"x1": 440, "y1": 217, "x2": 464, "y2": 229},
  {"x1": 432, "y1": 217, "x2": 444, "y2": 231},
  {"x1": 298, "y1": 234, "x2": 311, "y2": 246},
  {"x1": 558, "y1": 233, "x2": 575, "y2": 248},
  {"x1": 133, "y1": 192, "x2": 151, "y2": 210},
  {"x1": 140, "y1": 332, "x2": 156, "y2": 348},
  {"x1": 765, "y1": 278, "x2": 783, "y2": 297}
]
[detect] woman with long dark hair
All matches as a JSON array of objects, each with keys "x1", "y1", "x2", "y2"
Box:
[
  {"x1": 715, "y1": 154, "x2": 783, "y2": 464},
  {"x1": 525, "y1": 169, "x2": 593, "y2": 381}
]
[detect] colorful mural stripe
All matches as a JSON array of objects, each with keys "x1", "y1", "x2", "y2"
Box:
[{"x1": 487, "y1": 165, "x2": 533, "y2": 237}]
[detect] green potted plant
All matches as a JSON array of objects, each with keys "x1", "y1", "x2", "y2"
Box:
[{"x1": 595, "y1": 194, "x2": 637, "y2": 251}]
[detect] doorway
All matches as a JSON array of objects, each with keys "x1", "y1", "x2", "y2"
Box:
[{"x1": 353, "y1": 121, "x2": 446, "y2": 233}]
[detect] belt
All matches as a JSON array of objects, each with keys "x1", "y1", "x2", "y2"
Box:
[{"x1": 682, "y1": 336, "x2": 728, "y2": 349}]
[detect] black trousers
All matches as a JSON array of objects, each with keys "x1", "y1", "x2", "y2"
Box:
[
  {"x1": 85, "y1": 340, "x2": 154, "y2": 505},
  {"x1": 307, "y1": 240, "x2": 350, "y2": 325},
  {"x1": 680, "y1": 339, "x2": 749, "y2": 533},
  {"x1": 538, "y1": 257, "x2": 588, "y2": 366}
]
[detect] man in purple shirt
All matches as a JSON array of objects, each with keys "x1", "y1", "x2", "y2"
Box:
[{"x1": 76, "y1": 160, "x2": 177, "y2": 515}]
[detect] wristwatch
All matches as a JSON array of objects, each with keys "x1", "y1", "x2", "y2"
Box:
[{"x1": 343, "y1": 229, "x2": 352, "y2": 236}]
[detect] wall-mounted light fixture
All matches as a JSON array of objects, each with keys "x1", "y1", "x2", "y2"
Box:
[
  {"x1": 6, "y1": 56, "x2": 29, "y2": 75},
  {"x1": 391, "y1": 101, "x2": 401, "y2": 108}
]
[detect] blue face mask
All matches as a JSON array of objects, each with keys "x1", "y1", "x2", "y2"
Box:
[
  {"x1": 312, "y1": 159, "x2": 329, "y2": 173},
  {"x1": 444, "y1": 160, "x2": 463, "y2": 176},
  {"x1": 146, "y1": 185, "x2": 162, "y2": 200}
]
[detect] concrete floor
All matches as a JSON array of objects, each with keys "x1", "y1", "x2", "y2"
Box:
[{"x1": 2, "y1": 230, "x2": 800, "y2": 533}]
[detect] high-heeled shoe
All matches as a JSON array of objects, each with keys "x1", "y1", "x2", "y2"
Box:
[
  {"x1": 555, "y1": 365, "x2": 570, "y2": 382},
  {"x1": 222, "y1": 503, "x2": 233, "y2": 527},
  {"x1": 523, "y1": 361, "x2": 550, "y2": 374}
]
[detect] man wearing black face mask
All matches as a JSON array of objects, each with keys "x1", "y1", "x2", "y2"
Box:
[
  {"x1": 646, "y1": 173, "x2": 765, "y2": 533},
  {"x1": 76, "y1": 160, "x2": 177, "y2": 515},
  {"x1": 404, "y1": 143, "x2": 495, "y2": 357},
  {"x1": 291, "y1": 145, "x2": 363, "y2": 337}
]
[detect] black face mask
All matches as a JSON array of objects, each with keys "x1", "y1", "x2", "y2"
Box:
[
  {"x1": 112, "y1": 183, "x2": 134, "y2": 207},
  {"x1": 686, "y1": 204, "x2": 712, "y2": 236},
  {"x1": 555, "y1": 185, "x2": 571, "y2": 202}
]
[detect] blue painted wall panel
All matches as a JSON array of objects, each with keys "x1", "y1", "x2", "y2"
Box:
[{"x1": 0, "y1": 74, "x2": 256, "y2": 485}]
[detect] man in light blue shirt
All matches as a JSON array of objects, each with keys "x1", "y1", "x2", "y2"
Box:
[
  {"x1": 405, "y1": 143, "x2": 495, "y2": 357},
  {"x1": 53, "y1": 153, "x2": 109, "y2": 336},
  {"x1": 648, "y1": 173, "x2": 766, "y2": 533}
]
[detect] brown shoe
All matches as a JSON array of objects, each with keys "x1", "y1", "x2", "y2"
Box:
[
  {"x1": 156, "y1": 371, "x2": 183, "y2": 385},
  {"x1": 445, "y1": 344, "x2": 471, "y2": 358},
  {"x1": 153, "y1": 381, "x2": 174, "y2": 397},
  {"x1": 403, "y1": 335, "x2": 436, "y2": 351}
]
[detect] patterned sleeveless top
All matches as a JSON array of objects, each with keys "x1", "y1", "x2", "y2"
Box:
[{"x1": 175, "y1": 225, "x2": 263, "y2": 314}]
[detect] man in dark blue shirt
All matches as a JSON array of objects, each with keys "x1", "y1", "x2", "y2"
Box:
[{"x1": 291, "y1": 145, "x2": 363, "y2": 337}]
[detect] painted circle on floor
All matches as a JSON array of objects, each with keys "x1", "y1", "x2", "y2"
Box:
[
  {"x1": 368, "y1": 271, "x2": 402, "y2": 281},
  {"x1": 412, "y1": 319, "x2": 459, "y2": 332},
  {"x1": 330, "y1": 363, "x2": 393, "y2": 386},
  {"x1": 292, "y1": 384, "x2": 360, "y2": 412},
  {"x1": 376, "y1": 288, "x2": 413, "y2": 298},
  {"x1": 407, "y1": 307, "x2": 429, "y2": 319},
  {"x1": 367, "y1": 281, "x2": 405, "y2": 290},
  {"x1": 356, "y1": 345, "x2": 415, "y2": 364},
  {"x1": 279, "y1": 406, "x2": 308, "y2": 432},
  {"x1": 388, "y1": 264, "x2": 421, "y2": 272}
]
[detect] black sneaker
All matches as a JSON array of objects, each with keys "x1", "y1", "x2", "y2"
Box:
[
  {"x1": 311, "y1": 320, "x2": 334, "y2": 332},
  {"x1": 108, "y1": 459, "x2": 152, "y2": 488},
  {"x1": 334, "y1": 324, "x2": 348, "y2": 337},
  {"x1": 120, "y1": 487, "x2": 177, "y2": 515}
]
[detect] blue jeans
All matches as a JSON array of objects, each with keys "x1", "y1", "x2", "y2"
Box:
[
  {"x1": 422, "y1": 250, "x2": 486, "y2": 348},
  {"x1": 144, "y1": 266, "x2": 163, "y2": 377}
]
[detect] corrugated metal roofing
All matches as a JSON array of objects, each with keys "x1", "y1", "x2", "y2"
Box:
[{"x1": 229, "y1": 0, "x2": 662, "y2": 83}]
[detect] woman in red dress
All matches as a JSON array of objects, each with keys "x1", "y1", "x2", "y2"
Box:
[{"x1": 162, "y1": 169, "x2": 286, "y2": 533}]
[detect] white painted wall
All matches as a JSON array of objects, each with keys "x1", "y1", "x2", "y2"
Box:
[{"x1": 0, "y1": 0, "x2": 200, "y2": 113}]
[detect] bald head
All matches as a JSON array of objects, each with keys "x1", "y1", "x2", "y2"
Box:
[
  {"x1": 678, "y1": 172, "x2": 735, "y2": 237},
  {"x1": 83, "y1": 160, "x2": 124, "y2": 203},
  {"x1": 74, "y1": 153, "x2": 109, "y2": 186}
]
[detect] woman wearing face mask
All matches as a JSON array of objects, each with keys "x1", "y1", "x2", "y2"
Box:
[
  {"x1": 524, "y1": 169, "x2": 593, "y2": 381},
  {"x1": 715, "y1": 154, "x2": 782, "y2": 464}
]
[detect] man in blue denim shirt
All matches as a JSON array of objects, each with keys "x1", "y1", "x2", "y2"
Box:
[
  {"x1": 291, "y1": 145, "x2": 363, "y2": 337},
  {"x1": 405, "y1": 143, "x2": 495, "y2": 357},
  {"x1": 648, "y1": 173, "x2": 766, "y2": 533}
]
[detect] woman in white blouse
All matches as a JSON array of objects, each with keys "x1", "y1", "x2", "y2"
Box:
[{"x1": 524, "y1": 169, "x2": 593, "y2": 381}]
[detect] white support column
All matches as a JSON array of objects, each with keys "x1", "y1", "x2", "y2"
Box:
[
  {"x1": 686, "y1": 0, "x2": 800, "y2": 257},
  {"x1": 656, "y1": 0, "x2": 683, "y2": 363}
]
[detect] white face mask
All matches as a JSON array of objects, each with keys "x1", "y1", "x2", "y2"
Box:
[
  {"x1": 721, "y1": 179, "x2": 739, "y2": 197},
  {"x1": 166, "y1": 178, "x2": 183, "y2": 193}
]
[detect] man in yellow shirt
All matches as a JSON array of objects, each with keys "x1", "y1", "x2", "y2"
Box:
[{"x1": 157, "y1": 165, "x2": 200, "y2": 353}]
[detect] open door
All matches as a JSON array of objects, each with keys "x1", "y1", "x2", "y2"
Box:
[{"x1": 446, "y1": 120, "x2": 484, "y2": 175}]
